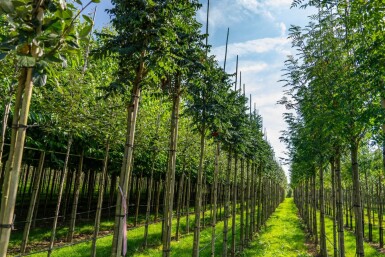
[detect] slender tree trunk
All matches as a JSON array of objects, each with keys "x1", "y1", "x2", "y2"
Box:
[
  {"x1": 305, "y1": 178, "x2": 309, "y2": 232},
  {"x1": 143, "y1": 167, "x2": 154, "y2": 248},
  {"x1": 257, "y1": 165, "x2": 262, "y2": 231},
  {"x1": 0, "y1": 66, "x2": 36, "y2": 256},
  {"x1": 20, "y1": 151, "x2": 45, "y2": 253},
  {"x1": 193, "y1": 127, "x2": 206, "y2": 257},
  {"x1": 249, "y1": 163, "x2": 255, "y2": 239},
  {"x1": 162, "y1": 75, "x2": 181, "y2": 257},
  {"x1": 111, "y1": 68, "x2": 143, "y2": 257},
  {"x1": 331, "y1": 160, "x2": 338, "y2": 257},
  {"x1": 210, "y1": 142, "x2": 220, "y2": 257},
  {"x1": 43, "y1": 169, "x2": 53, "y2": 216},
  {"x1": 134, "y1": 173, "x2": 143, "y2": 227},
  {"x1": 47, "y1": 136, "x2": 73, "y2": 257},
  {"x1": 364, "y1": 170, "x2": 372, "y2": 242},
  {"x1": 67, "y1": 152, "x2": 84, "y2": 242},
  {"x1": 351, "y1": 141, "x2": 364, "y2": 257},
  {"x1": 319, "y1": 165, "x2": 328, "y2": 257},
  {"x1": 335, "y1": 154, "x2": 345, "y2": 257},
  {"x1": 91, "y1": 140, "x2": 110, "y2": 257},
  {"x1": 155, "y1": 180, "x2": 162, "y2": 222},
  {"x1": 62, "y1": 168, "x2": 74, "y2": 222},
  {"x1": 176, "y1": 174, "x2": 185, "y2": 241},
  {"x1": 245, "y1": 161, "x2": 251, "y2": 245},
  {"x1": 0, "y1": 98, "x2": 11, "y2": 179},
  {"x1": 20, "y1": 164, "x2": 31, "y2": 216},
  {"x1": 222, "y1": 150, "x2": 232, "y2": 257},
  {"x1": 240, "y1": 158, "x2": 245, "y2": 251},
  {"x1": 231, "y1": 154, "x2": 238, "y2": 257},
  {"x1": 379, "y1": 175, "x2": 383, "y2": 248},
  {"x1": 186, "y1": 170, "x2": 191, "y2": 234},
  {"x1": 313, "y1": 174, "x2": 318, "y2": 246},
  {"x1": 380, "y1": 97, "x2": 385, "y2": 248}
]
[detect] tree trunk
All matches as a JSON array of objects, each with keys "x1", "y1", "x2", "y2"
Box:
[
  {"x1": 20, "y1": 164, "x2": 32, "y2": 216},
  {"x1": 313, "y1": 174, "x2": 318, "y2": 246},
  {"x1": 186, "y1": 170, "x2": 191, "y2": 234},
  {"x1": 143, "y1": 163, "x2": 155, "y2": 248},
  {"x1": 111, "y1": 72, "x2": 142, "y2": 257},
  {"x1": 222, "y1": 150, "x2": 232, "y2": 257},
  {"x1": 176, "y1": 174, "x2": 185, "y2": 241},
  {"x1": 331, "y1": 160, "x2": 338, "y2": 257},
  {"x1": 91, "y1": 140, "x2": 110, "y2": 257},
  {"x1": 0, "y1": 98, "x2": 11, "y2": 179},
  {"x1": 245, "y1": 161, "x2": 251, "y2": 245},
  {"x1": 211, "y1": 142, "x2": 220, "y2": 257},
  {"x1": 364, "y1": 169, "x2": 372, "y2": 242},
  {"x1": 193, "y1": 127, "x2": 206, "y2": 257},
  {"x1": 47, "y1": 136, "x2": 73, "y2": 257},
  {"x1": 20, "y1": 151, "x2": 45, "y2": 253},
  {"x1": 351, "y1": 141, "x2": 364, "y2": 257},
  {"x1": 87, "y1": 170, "x2": 97, "y2": 219},
  {"x1": 231, "y1": 154, "x2": 238, "y2": 257},
  {"x1": 162, "y1": 75, "x2": 181, "y2": 257},
  {"x1": 0, "y1": 67, "x2": 35, "y2": 256},
  {"x1": 257, "y1": 165, "x2": 262, "y2": 231},
  {"x1": 380, "y1": 97, "x2": 385, "y2": 248},
  {"x1": 155, "y1": 180, "x2": 162, "y2": 222},
  {"x1": 379, "y1": 175, "x2": 383, "y2": 248},
  {"x1": 134, "y1": 173, "x2": 143, "y2": 227},
  {"x1": 335, "y1": 154, "x2": 345, "y2": 257},
  {"x1": 319, "y1": 165, "x2": 328, "y2": 257},
  {"x1": 240, "y1": 158, "x2": 245, "y2": 251},
  {"x1": 67, "y1": 152, "x2": 84, "y2": 242}
]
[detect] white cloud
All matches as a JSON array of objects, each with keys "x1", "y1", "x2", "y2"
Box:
[
  {"x1": 264, "y1": 0, "x2": 293, "y2": 8},
  {"x1": 278, "y1": 22, "x2": 286, "y2": 37},
  {"x1": 237, "y1": 0, "x2": 262, "y2": 13},
  {"x1": 197, "y1": 0, "x2": 294, "y2": 31},
  {"x1": 257, "y1": 104, "x2": 291, "y2": 178},
  {"x1": 211, "y1": 37, "x2": 290, "y2": 61},
  {"x1": 239, "y1": 61, "x2": 268, "y2": 73}
]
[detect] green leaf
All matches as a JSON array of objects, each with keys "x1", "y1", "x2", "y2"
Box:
[
  {"x1": 0, "y1": 52, "x2": 6, "y2": 60},
  {"x1": 82, "y1": 14, "x2": 93, "y2": 24},
  {"x1": 91, "y1": 0, "x2": 100, "y2": 3},
  {"x1": 12, "y1": 0, "x2": 26, "y2": 8},
  {"x1": 66, "y1": 40, "x2": 79, "y2": 49},
  {"x1": 17, "y1": 55, "x2": 36, "y2": 67},
  {"x1": 45, "y1": 54, "x2": 62, "y2": 63},
  {"x1": 79, "y1": 24, "x2": 92, "y2": 38},
  {"x1": 45, "y1": 19, "x2": 63, "y2": 32},
  {"x1": 74, "y1": 0, "x2": 82, "y2": 4}
]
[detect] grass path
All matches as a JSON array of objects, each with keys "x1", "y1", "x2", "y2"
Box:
[{"x1": 243, "y1": 198, "x2": 312, "y2": 257}]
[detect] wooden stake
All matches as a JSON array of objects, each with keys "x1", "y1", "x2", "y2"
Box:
[{"x1": 224, "y1": 28, "x2": 230, "y2": 71}]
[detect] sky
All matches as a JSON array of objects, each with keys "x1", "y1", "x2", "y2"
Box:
[{"x1": 89, "y1": 0, "x2": 314, "y2": 181}]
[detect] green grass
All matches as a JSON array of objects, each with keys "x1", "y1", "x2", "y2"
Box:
[
  {"x1": 26, "y1": 208, "x2": 222, "y2": 256},
  {"x1": 243, "y1": 198, "x2": 312, "y2": 257},
  {"x1": 18, "y1": 200, "x2": 315, "y2": 257},
  {"x1": 318, "y1": 211, "x2": 385, "y2": 257}
]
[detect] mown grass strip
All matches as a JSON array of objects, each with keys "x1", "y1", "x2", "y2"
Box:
[{"x1": 243, "y1": 198, "x2": 312, "y2": 257}]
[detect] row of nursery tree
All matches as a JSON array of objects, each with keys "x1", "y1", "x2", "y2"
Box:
[
  {"x1": 0, "y1": 0, "x2": 287, "y2": 256},
  {"x1": 282, "y1": 0, "x2": 385, "y2": 257}
]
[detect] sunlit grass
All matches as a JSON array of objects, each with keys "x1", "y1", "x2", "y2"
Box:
[
  {"x1": 319, "y1": 210, "x2": 385, "y2": 257},
  {"x1": 243, "y1": 198, "x2": 312, "y2": 257}
]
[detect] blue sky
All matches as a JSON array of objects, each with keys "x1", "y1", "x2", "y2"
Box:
[{"x1": 89, "y1": 0, "x2": 314, "y2": 179}]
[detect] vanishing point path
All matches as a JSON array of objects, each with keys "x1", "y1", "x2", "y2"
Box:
[{"x1": 243, "y1": 198, "x2": 311, "y2": 257}]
